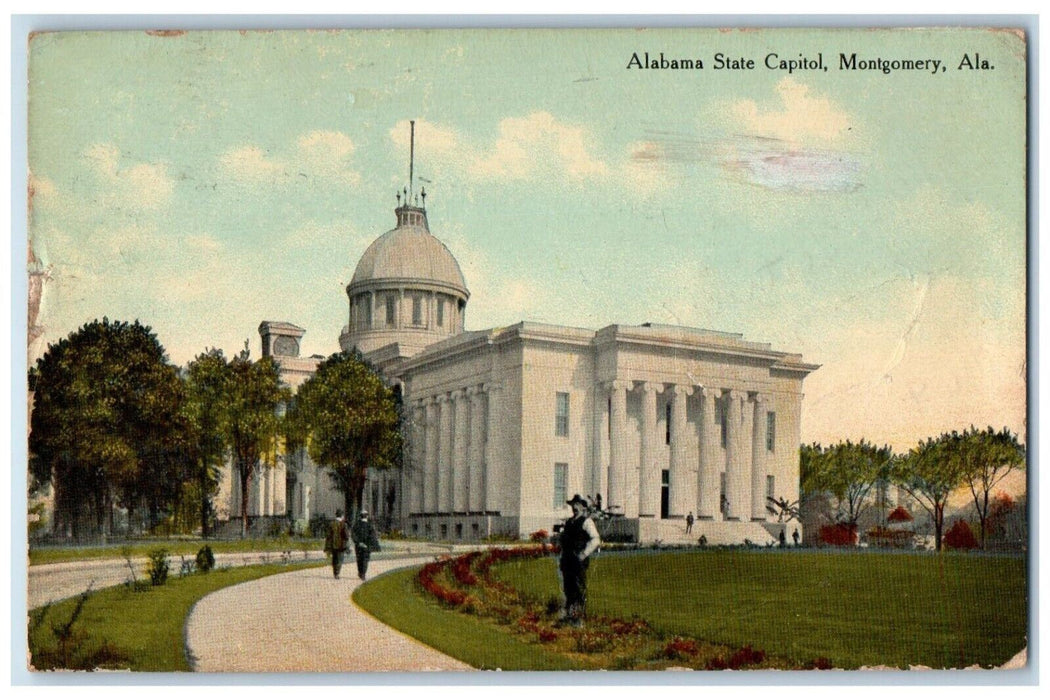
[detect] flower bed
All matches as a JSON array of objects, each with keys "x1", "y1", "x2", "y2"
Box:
[{"x1": 414, "y1": 546, "x2": 829, "y2": 670}]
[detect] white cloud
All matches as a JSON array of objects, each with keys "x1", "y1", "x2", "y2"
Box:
[
  {"x1": 219, "y1": 145, "x2": 287, "y2": 182},
  {"x1": 82, "y1": 143, "x2": 174, "y2": 208},
  {"x1": 730, "y1": 77, "x2": 854, "y2": 145},
  {"x1": 219, "y1": 130, "x2": 361, "y2": 185}
]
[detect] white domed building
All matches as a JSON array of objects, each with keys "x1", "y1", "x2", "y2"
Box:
[{"x1": 223, "y1": 155, "x2": 818, "y2": 545}]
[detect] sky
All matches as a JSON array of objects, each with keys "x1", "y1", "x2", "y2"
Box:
[{"x1": 26, "y1": 27, "x2": 1027, "y2": 453}]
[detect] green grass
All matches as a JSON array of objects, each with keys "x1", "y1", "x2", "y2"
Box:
[
  {"x1": 495, "y1": 550, "x2": 1027, "y2": 669},
  {"x1": 353, "y1": 567, "x2": 585, "y2": 670},
  {"x1": 28, "y1": 537, "x2": 324, "y2": 566},
  {"x1": 28, "y1": 561, "x2": 324, "y2": 671}
]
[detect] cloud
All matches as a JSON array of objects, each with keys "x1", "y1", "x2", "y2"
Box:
[
  {"x1": 82, "y1": 143, "x2": 174, "y2": 208},
  {"x1": 219, "y1": 130, "x2": 361, "y2": 185},
  {"x1": 730, "y1": 77, "x2": 853, "y2": 145},
  {"x1": 720, "y1": 144, "x2": 863, "y2": 193}
]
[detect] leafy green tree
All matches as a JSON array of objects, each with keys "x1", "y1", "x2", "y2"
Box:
[
  {"x1": 29, "y1": 318, "x2": 183, "y2": 538},
  {"x1": 891, "y1": 432, "x2": 969, "y2": 552},
  {"x1": 225, "y1": 345, "x2": 287, "y2": 538},
  {"x1": 289, "y1": 351, "x2": 402, "y2": 517},
  {"x1": 798, "y1": 440, "x2": 893, "y2": 537},
  {"x1": 956, "y1": 426, "x2": 1025, "y2": 548},
  {"x1": 183, "y1": 349, "x2": 231, "y2": 537}
]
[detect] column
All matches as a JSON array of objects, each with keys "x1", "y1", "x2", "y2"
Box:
[
  {"x1": 669, "y1": 384, "x2": 694, "y2": 518},
  {"x1": 592, "y1": 384, "x2": 609, "y2": 501},
  {"x1": 368, "y1": 291, "x2": 375, "y2": 329},
  {"x1": 638, "y1": 382, "x2": 660, "y2": 517},
  {"x1": 607, "y1": 380, "x2": 630, "y2": 514},
  {"x1": 423, "y1": 398, "x2": 439, "y2": 513},
  {"x1": 751, "y1": 394, "x2": 768, "y2": 520},
  {"x1": 697, "y1": 387, "x2": 721, "y2": 519},
  {"x1": 451, "y1": 389, "x2": 469, "y2": 512},
  {"x1": 724, "y1": 390, "x2": 754, "y2": 521},
  {"x1": 468, "y1": 387, "x2": 485, "y2": 513},
  {"x1": 483, "y1": 384, "x2": 501, "y2": 513},
  {"x1": 410, "y1": 402, "x2": 426, "y2": 514},
  {"x1": 438, "y1": 394, "x2": 453, "y2": 512}
]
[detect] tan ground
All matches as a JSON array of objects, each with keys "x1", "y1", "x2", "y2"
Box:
[{"x1": 184, "y1": 557, "x2": 473, "y2": 672}]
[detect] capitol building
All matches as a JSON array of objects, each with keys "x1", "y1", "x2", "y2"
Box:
[{"x1": 217, "y1": 174, "x2": 818, "y2": 545}]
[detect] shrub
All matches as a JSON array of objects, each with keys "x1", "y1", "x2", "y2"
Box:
[
  {"x1": 819, "y1": 523, "x2": 857, "y2": 546},
  {"x1": 662, "y1": 636, "x2": 699, "y2": 660},
  {"x1": 944, "y1": 520, "x2": 979, "y2": 550},
  {"x1": 529, "y1": 529, "x2": 549, "y2": 542},
  {"x1": 195, "y1": 545, "x2": 216, "y2": 573},
  {"x1": 146, "y1": 549, "x2": 170, "y2": 586}
]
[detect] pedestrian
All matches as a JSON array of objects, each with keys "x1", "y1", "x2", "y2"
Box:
[
  {"x1": 351, "y1": 508, "x2": 381, "y2": 580},
  {"x1": 686, "y1": 511, "x2": 694, "y2": 534},
  {"x1": 792, "y1": 528, "x2": 800, "y2": 546},
  {"x1": 559, "y1": 494, "x2": 601, "y2": 627},
  {"x1": 779, "y1": 529, "x2": 787, "y2": 547},
  {"x1": 323, "y1": 509, "x2": 349, "y2": 579},
  {"x1": 594, "y1": 493, "x2": 602, "y2": 513}
]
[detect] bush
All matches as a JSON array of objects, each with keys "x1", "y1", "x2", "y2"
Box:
[
  {"x1": 529, "y1": 529, "x2": 549, "y2": 542},
  {"x1": 819, "y1": 523, "x2": 857, "y2": 546},
  {"x1": 944, "y1": 520, "x2": 979, "y2": 550},
  {"x1": 195, "y1": 545, "x2": 215, "y2": 573},
  {"x1": 146, "y1": 548, "x2": 170, "y2": 586}
]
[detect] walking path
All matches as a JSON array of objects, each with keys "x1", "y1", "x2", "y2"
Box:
[{"x1": 184, "y1": 557, "x2": 473, "y2": 672}]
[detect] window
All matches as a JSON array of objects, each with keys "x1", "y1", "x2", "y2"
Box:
[
  {"x1": 555, "y1": 392, "x2": 570, "y2": 437},
  {"x1": 553, "y1": 463, "x2": 568, "y2": 508},
  {"x1": 665, "y1": 402, "x2": 672, "y2": 444},
  {"x1": 766, "y1": 475, "x2": 775, "y2": 501},
  {"x1": 361, "y1": 296, "x2": 372, "y2": 329},
  {"x1": 720, "y1": 472, "x2": 727, "y2": 515},
  {"x1": 718, "y1": 397, "x2": 728, "y2": 448},
  {"x1": 437, "y1": 298, "x2": 445, "y2": 327},
  {"x1": 412, "y1": 295, "x2": 422, "y2": 325},
  {"x1": 385, "y1": 295, "x2": 396, "y2": 326},
  {"x1": 455, "y1": 523, "x2": 463, "y2": 539},
  {"x1": 766, "y1": 412, "x2": 776, "y2": 451}
]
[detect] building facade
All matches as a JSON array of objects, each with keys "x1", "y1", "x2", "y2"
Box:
[{"x1": 220, "y1": 196, "x2": 818, "y2": 544}]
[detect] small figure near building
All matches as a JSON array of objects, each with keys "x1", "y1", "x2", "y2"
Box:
[
  {"x1": 779, "y1": 529, "x2": 787, "y2": 548},
  {"x1": 559, "y1": 494, "x2": 601, "y2": 627},
  {"x1": 792, "y1": 528, "x2": 800, "y2": 546},
  {"x1": 351, "y1": 508, "x2": 381, "y2": 580},
  {"x1": 686, "y1": 511, "x2": 694, "y2": 534},
  {"x1": 323, "y1": 509, "x2": 349, "y2": 579}
]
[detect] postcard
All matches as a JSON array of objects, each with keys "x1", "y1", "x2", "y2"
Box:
[{"x1": 23, "y1": 26, "x2": 1028, "y2": 675}]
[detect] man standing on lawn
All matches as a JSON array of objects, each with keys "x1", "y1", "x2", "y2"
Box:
[
  {"x1": 559, "y1": 494, "x2": 601, "y2": 627},
  {"x1": 324, "y1": 509, "x2": 349, "y2": 579},
  {"x1": 351, "y1": 509, "x2": 381, "y2": 580}
]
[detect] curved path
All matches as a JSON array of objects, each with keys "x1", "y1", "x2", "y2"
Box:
[{"x1": 185, "y1": 557, "x2": 472, "y2": 672}]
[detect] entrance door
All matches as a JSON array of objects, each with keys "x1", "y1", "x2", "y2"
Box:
[{"x1": 661, "y1": 469, "x2": 670, "y2": 519}]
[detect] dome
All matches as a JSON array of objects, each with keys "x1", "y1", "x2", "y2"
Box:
[{"x1": 349, "y1": 209, "x2": 468, "y2": 297}]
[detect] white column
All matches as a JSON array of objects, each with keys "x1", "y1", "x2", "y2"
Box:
[
  {"x1": 592, "y1": 384, "x2": 609, "y2": 501},
  {"x1": 410, "y1": 402, "x2": 426, "y2": 514},
  {"x1": 751, "y1": 394, "x2": 769, "y2": 520},
  {"x1": 669, "y1": 384, "x2": 694, "y2": 518},
  {"x1": 438, "y1": 394, "x2": 453, "y2": 513},
  {"x1": 424, "y1": 398, "x2": 439, "y2": 513},
  {"x1": 638, "y1": 382, "x2": 660, "y2": 517},
  {"x1": 468, "y1": 387, "x2": 485, "y2": 513},
  {"x1": 607, "y1": 380, "x2": 630, "y2": 514},
  {"x1": 483, "y1": 384, "x2": 501, "y2": 513},
  {"x1": 724, "y1": 390, "x2": 754, "y2": 521},
  {"x1": 697, "y1": 387, "x2": 721, "y2": 519},
  {"x1": 451, "y1": 389, "x2": 469, "y2": 512}
]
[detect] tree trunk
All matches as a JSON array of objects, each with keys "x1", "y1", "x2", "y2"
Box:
[
  {"x1": 934, "y1": 503, "x2": 944, "y2": 551},
  {"x1": 199, "y1": 462, "x2": 210, "y2": 539},
  {"x1": 240, "y1": 463, "x2": 251, "y2": 539}
]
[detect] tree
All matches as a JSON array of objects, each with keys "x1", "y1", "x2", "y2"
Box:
[
  {"x1": 891, "y1": 432, "x2": 969, "y2": 552},
  {"x1": 183, "y1": 349, "x2": 232, "y2": 538},
  {"x1": 29, "y1": 318, "x2": 183, "y2": 538},
  {"x1": 225, "y1": 345, "x2": 287, "y2": 538},
  {"x1": 956, "y1": 426, "x2": 1025, "y2": 548},
  {"x1": 289, "y1": 351, "x2": 402, "y2": 518},
  {"x1": 799, "y1": 440, "x2": 893, "y2": 536}
]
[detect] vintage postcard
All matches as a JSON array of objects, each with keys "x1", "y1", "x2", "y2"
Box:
[{"x1": 23, "y1": 25, "x2": 1028, "y2": 675}]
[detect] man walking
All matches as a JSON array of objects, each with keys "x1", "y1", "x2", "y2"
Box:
[
  {"x1": 686, "y1": 511, "x2": 694, "y2": 534},
  {"x1": 559, "y1": 494, "x2": 601, "y2": 627},
  {"x1": 351, "y1": 508, "x2": 381, "y2": 580},
  {"x1": 323, "y1": 509, "x2": 349, "y2": 579}
]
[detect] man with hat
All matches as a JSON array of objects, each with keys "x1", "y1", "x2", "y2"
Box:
[
  {"x1": 559, "y1": 494, "x2": 601, "y2": 627},
  {"x1": 351, "y1": 508, "x2": 381, "y2": 580},
  {"x1": 323, "y1": 509, "x2": 349, "y2": 579}
]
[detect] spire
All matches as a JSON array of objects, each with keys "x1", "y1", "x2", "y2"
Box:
[{"x1": 395, "y1": 118, "x2": 429, "y2": 230}]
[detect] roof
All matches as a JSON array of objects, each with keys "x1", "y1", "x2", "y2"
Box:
[{"x1": 349, "y1": 212, "x2": 468, "y2": 297}]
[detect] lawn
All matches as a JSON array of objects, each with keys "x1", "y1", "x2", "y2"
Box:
[
  {"x1": 28, "y1": 537, "x2": 324, "y2": 566},
  {"x1": 28, "y1": 561, "x2": 324, "y2": 671},
  {"x1": 494, "y1": 549, "x2": 1027, "y2": 669}
]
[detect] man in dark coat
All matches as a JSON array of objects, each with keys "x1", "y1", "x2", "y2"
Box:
[
  {"x1": 559, "y1": 494, "x2": 601, "y2": 627},
  {"x1": 351, "y1": 508, "x2": 381, "y2": 580},
  {"x1": 323, "y1": 509, "x2": 349, "y2": 579}
]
